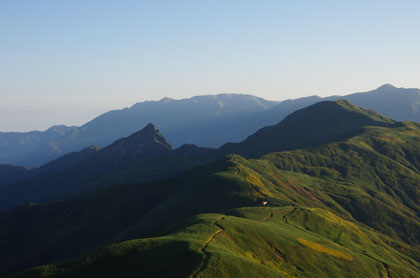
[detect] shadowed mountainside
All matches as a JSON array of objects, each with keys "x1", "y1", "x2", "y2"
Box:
[
  {"x1": 0, "y1": 125, "x2": 77, "y2": 167},
  {"x1": 0, "y1": 123, "x2": 172, "y2": 211},
  {"x1": 2, "y1": 120, "x2": 420, "y2": 277},
  {"x1": 0, "y1": 100, "x2": 399, "y2": 212},
  {"x1": 4, "y1": 84, "x2": 420, "y2": 167},
  {"x1": 7, "y1": 94, "x2": 279, "y2": 167},
  {"x1": 0, "y1": 145, "x2": 100, "y2": 185},
  {"x1": 0, "y1": 100, "x2": 419, "y2": 277}
]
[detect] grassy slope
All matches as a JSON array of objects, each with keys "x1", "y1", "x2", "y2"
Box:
[
  {"x1": 223, "y1": 99, "x2": 395, "y2": 158},
  {"x1": 11, "y1": 121, "x2": 420, "y2": 277},
  {"x1": 114, "y1": 123, "x2": 420, "y2": 247},
  {"x1": 0, "y1": 180, "x2": 178, "y2": 276},
  {"x1": 70, "y1": 100, "x2": 398, "y2": 192},
  {"x1": 13, "y1": 209, "x2": 419, "y2": 278}
]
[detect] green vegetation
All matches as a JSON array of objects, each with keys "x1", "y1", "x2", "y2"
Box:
[
  {"x1": 9, "y1": 119, "x2": 420, "y2": 277},
  {"x1": 13, "y1": 209, "x2": 419, "y2": 277},
  {"x1": 2, "y1": 100, "x2": 420, "y2": 277},
  {"x1": 224, "y1": 99, "x2": 396, "y2": 158}
]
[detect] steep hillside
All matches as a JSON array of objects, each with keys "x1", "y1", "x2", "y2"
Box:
[
  {"x1": 0, "y1": 181, "x2": 174, "y2": 276},
  {"x1": 82, "y1": 143, "x2": 216, "y2": 193},
  {"x1": 4, "y1": 85, "x2": 420, "y2": 167},
  {"x1": 2, "y1": 112, "x2": 420, "y2": 277},
  {"x1": 12, "y1": 209, "x2": 419, "y2": 278},
  {"x1": 36, "y1": 145, "x2": 101, "y2": 174},
  {"x1": 0, "y1": 100, "x2": 404, "y2": 213},
  {"x1": 9, "y1": 94, "x2": 278, "y2": 167},
  {"x1": 221, "y1": 99, "x2": 395, "y2": 157},
  {"x1": 0, "y1": 123, "x2": 172, "y2": 211},
  {"x1": 0, "y1": 145, "x2": 100, "y2": 185},
  {"x1": 79, "y1": 100, "x2": 398, "y2": 189}
]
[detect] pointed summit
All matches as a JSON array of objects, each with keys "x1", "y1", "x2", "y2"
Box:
[
  {"x1": 143, "y1": 122, "x2": 156, "y2": 132},
  {"x1": 159, "y1": 97, "x2": 174, "y2": 103},
  {"x1": 377, "y1": 84, "x2": 396, "y2": 90},
  {"x1": 0, "y1": 123, "x2": 174, "y2": 211},
  {"x1": 111, "y1": 123, "x2": 172, "y2": 153}
]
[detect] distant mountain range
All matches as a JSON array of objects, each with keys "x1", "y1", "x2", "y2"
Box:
[
  {"x1": 0, "y1": 94, "x2": 279, "y2": 167},
  {"x1": 1, "y1": 99, "x2": 419, "y2": 277},
  {"x1": 2, "y1": 84, "x2": 420, "y2": 168},
  {"x1": 326, "y1": 84, "x2": 420, "y2": 121},
  {"x1": 0, "y1": 125, "x2": 77, "y2": 167},
  {"x1": 0, "y1": 123, "x2": 175, "y2": 211},
  {"x1": 0, "y1": 100, "x2": 400, "y2": 211},
  {"x1": 0, "y1": 145, "x2": 99, "y2": 185}
]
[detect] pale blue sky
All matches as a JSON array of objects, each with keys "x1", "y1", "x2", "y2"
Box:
[{"x1": 1, "y1": 0, "x2": 419, "y2": 131}]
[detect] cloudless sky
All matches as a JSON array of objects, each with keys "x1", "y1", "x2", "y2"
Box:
[{"x1": 1, "y1": 0, "x2": 419, "y2": 131}]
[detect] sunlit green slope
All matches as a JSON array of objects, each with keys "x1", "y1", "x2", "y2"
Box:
[
  {"x1": 11, "y1": 120, "x2": 420, "y2": 277},
  {"x1": 14, "y1": 208, "x2": 419, "y2": 278}
]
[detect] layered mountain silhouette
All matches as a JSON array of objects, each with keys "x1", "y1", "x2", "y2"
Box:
[
  {"x1": 326, "y1": 84, "x2": 420, "y2": 121},
  {"x1": 0, "y1": 145, "x2": 100, "y2": 185},
  {"x1": 0, "y1": 125, "x2": 77, "y2": 167},
  {"x1": 1, "y1": 100, "x2": 419, "y2": 277},
  {"x1": 91, "y1": 100, "x2": 398, "y2": 189},
  {"x1": 0, "y1": 100, "x2": 401, "y2": 212},
  {"x1": 4, "y1": 94, "x2": 278, "y2": 167},
  {"x1": 221, "y1": 99, "x2": 395, "y2": 157},
  {"x1": 3, "y1": 84, "x2": 420, "y2": 167},
  {"x1": 0, "y1": 123, "x2": 172, "y2": 211}
]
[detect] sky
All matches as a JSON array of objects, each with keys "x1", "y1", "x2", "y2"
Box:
[{"x1": 1, "y1": 0, "x2": 420, "y2": 132}]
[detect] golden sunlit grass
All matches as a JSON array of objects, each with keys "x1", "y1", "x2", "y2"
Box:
[{"x1": 298, "y1": 238, "x2": 353, "y2": 261}]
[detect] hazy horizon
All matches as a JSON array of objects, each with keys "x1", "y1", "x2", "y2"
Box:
[
  {"x1": 0, "y1": 83, "x2": 410, "y2": 132},
  {"x1": 1, "y1": 1, "x2": 420, "y2": 131}
]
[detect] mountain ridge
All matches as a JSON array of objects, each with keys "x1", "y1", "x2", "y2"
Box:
[
  {"x1": 1, "y1": 101, "x2": 419, "y2": 277},
  {"x1": 0, "y1": 123, "x2": 172, "y2": 211},
  {"x1": 0, "y1": 99, "x2": 403, "y2": 212},
  {"x1": 220, "y1": 99, "x2": 396, "y2": 158},
  {"x1": 3, "y1": 84, "x2": 420, "y2": 167},
  {"x1": 0, "y1": 125, "x2": 77, "y2": 167}
]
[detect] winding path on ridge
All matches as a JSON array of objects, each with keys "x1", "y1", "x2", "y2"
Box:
[
  {"x1": 191, "y1": 217, "x2": 225, "y2": 278},
  {"x1": 262, "y1": 212, "x2": 274, "y2": 222}
]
